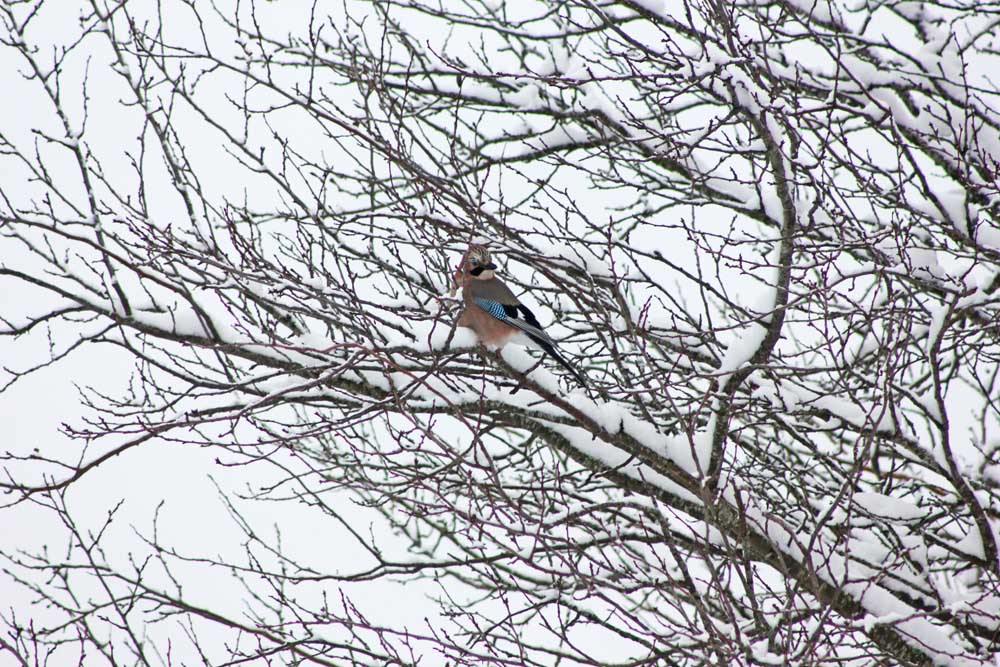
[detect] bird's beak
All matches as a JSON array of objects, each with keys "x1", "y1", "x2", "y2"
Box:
[{"x1": 484, "y1": 262, "x2": 497, "y2": 270}]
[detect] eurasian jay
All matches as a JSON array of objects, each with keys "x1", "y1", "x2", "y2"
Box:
[{"x1": 454, "y1": 245, "x2": 588, "y2": 388}]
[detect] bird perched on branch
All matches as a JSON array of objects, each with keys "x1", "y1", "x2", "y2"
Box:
[{"x1": 453, "y1": 244, "x2": 587, "y2": 388}]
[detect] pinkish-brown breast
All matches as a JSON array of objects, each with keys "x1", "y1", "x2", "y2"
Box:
[{"x1": 459, "y1": 289, "x2": 517, "y2": 348}]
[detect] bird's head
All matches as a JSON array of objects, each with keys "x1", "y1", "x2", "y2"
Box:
[
  {"x1": 466, "y1": 245, "x2": 497, "y2": 278},
  {"x1": 452, "y1": 244, "x2": 498, "y2": 294}
]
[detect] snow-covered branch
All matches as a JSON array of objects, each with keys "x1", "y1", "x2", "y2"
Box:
[{"x1": 2, "y1": 1, "x2": 999, "y2": 665}]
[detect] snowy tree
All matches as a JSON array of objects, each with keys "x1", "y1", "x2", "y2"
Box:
[{"x1": 2, "y1": 0, "x2": 1000, "y2": 665}]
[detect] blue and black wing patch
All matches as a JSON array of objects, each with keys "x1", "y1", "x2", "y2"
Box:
[
  {"x1": 472, "y1": 297, "x2": 588, "y2": 387},
  {"x1": 474, "y1": 298, "x2": 546, "y2": 338},
  {"x1": 474, "y1": 298, "x2": 514, "y2": 322}
]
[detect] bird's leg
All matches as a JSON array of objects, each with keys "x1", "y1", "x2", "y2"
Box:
[
  {"x1": 481, "y1": 347, "x2": 535, "y2": 394},
  {"x1": 509, "y1": 357, "x2": 546, "y2": 394},
  {"x1": 510, "y1": 375, "x2": 525, "y2": 396},
  {"x1": 477, "y1": 347, "x2": 500, "y2": 393},
  {"x1": 479, "y1": 346, "x2": 515, "y2": 393}
]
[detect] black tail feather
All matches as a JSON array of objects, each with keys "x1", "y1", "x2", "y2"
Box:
[{"x1": 528, "y1": 334, "x2": 588, "y2": 388}]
